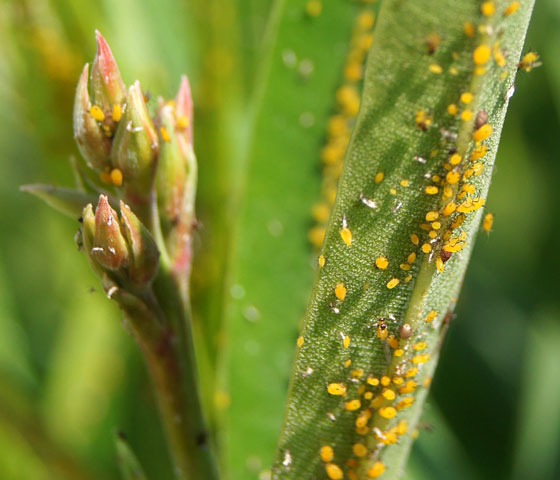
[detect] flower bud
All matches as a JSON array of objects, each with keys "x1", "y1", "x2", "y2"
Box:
[
  {"x1": 90, "y1": 31, "x2": 126, "y2": 115},
  {"x1": 119, "y1": 201, "x2": 159, "y2": 285},
  {"x1": 155, "y1": 102, "x2": 187, "y2": 230},
  {"x1": 73, "y1": 64, "x2": 112, "y2": 171},
  {"x1": 80, "y1": 203, "x2": 106, "y2": 277},
  {"x1": 111, "y1": 81, "x2": 159, "y2": 200},
  {"x1": 92, "y1": 195, "x2": 130, "y2": 271}
]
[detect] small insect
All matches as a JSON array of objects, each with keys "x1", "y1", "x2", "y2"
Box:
[{"x1": 518, "y1": 51, "x2": 541, "y2": 72}]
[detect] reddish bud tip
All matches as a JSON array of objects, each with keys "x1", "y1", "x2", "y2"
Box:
[
  {"x1": 90, "y1": 31, "x2": 126, "y2": 112},
  {"x1": 175, "y1": 75, "x2": 193, "y2": 146}
]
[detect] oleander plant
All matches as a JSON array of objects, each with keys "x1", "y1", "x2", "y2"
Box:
[{"x1": 2, "y1": 0, "x2": 560, "y2": 479}]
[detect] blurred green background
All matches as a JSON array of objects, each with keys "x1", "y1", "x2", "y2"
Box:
[{"x1": 0, "y1": 0, "x2": 558, "y2": 479}]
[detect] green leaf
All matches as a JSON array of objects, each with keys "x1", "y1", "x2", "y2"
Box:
[
  {"x1": 115, "y1": 432, "x2": 148, "y2": 480},
  {"x1": 215, "y1": 1, "x2": 378, "y2": 478},
  {"x1": 20, "y1": 184, "x2": 99, "y2": 219},
  {"x1": 272, "y1": 1, "x2": 534, "y2": 478}
]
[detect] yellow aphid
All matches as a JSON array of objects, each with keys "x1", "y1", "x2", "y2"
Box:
[
  {"x1": 407, "y1": 252, "x2": 416, "y2": 263},
  {"x1": 449, "y1": 153, "x2": 462, "y2": 165},
  {"x1": 443, "y1": 186, "x2": 453, "y2": 199},
  {"x1": 344, "y1": 63, "x2": 362, "y2": 81},
  {"x1": 387, "y1": 336, "x2": 399, "y2": 349},
  {"x1": 481, "y1": 1, "x2": 495, "y2": 16},
  {"x1": 425, "y1": 32, "x2": 441, "y2": 54},
  {"x1": 336, "y1": 85, "x2": 360, "y2": 116},
  {"x1": 305, "y1": 0, "x2": 322, "y2": 17},
  {"x1": 375, "y1": 256, "x2": 389, "y2": 270},
  {"x1": 297, "y1": 336, "x2": 304, "y2": 348},
  {"x1": 399, "y1": 380, "x2": 417, "y2": 394},
  {"x1": 110, "y1": 168, "x2": 123, "y2": 186},
  {"x1": 387, "y1": 278, "x2": 400, "y2": 289},
  {"x1": 404, "y1": 274, "x2": 412, "y2": 282},
  {"x1": 393, "y1": 376, "x2": 404, "y2": 386},
  {"x1": 412, "y1": 353, "x2": 430, "y2": 364},
  {"x1": 357, "y1": 10, "x2": 375, "y2": 30},
  {"x1": 519, "y1": 51, "x2": 540, "y2": 72},
  {"x1": 425, "y1": 310, "x2": 437, "y2": 323},
  {"x1": 431, "y1": 221, "x2": 441, "y2": 230},
  {"x1": 318, "y1": 255, "x2": 325, "y2": 267},
  {"x1": 464, "y1": 22, "x2": 475, "y2": 38},
  {"x1": 344, "y1": 359, "x2": 352, "y2": 368},
  {"x1": 400, "y1": 179, "x2": 410, "y2": 187},
  {"x1": 425, "y1": 211, "x2": 438, "y2": 221},
  {"x1": 436, "y1": 256, "x2": 444, "y2": 273},
  {"x1": 378, "y1": 406, "x2": 397, "y2": 419},
  {"x1": 377, "y1": 319, "x2": 388, "y2": 340},
  {"x1": 340, "y1": 227, "x2": 352, "y2": 246},
  {"x1": 406, "y1": 367, "x2": 418, "y2": 378},
  {"x1": 309, "y1": 226, "x2": 325, "y2": 248},
  {"x1": 312, "y1": 203, "x2": 330, "y2": 223},
  {"x1": 494, "y1": 45, "x2": 507, "y2": 67},
  {"x1": 415, "y1": 110, "x2": 432, "y2": 130},
  {"x1": 364, "y1": 391, "x2": 373, "y2": 400},
  {"x1": 460, "y1": 92, "x2": 473, "y2": 104},
  {"x1": 382, "y1": 388, "x2": 396, "y2": 400},
  {"x1": 504, "y1": 1, "x2": 520, "y2": 16},
  {"x1": 335, "y1": 283, "x2": 347, "y2": 301},
  {"x1": 423, "y1": 376, "x2": 433, "y2": 387},
  {"x1": 320, "y1": 445, "x2": 334, "y2": 462},
  {"x1": 345, "y1": 399, "x2": 362, "y2": 411},
  {"x1": 381, "y1": 376, "x2": 391, "y2": 386},
  {"x1": 473, "y1": 45, "x2": 491, "y2": 65},
  {"x1": 325, "y1": 463, "x2": 343, "y2": 480},
  {"x1": 400, "y1": 263, "x2": 411, "y2": 271},
  {"x1": 421, "y1": 243, "x2": 432, "y2": 253},
  {"x1": 451, "y1": 213, "x2": 466, "y2": 229},
  {"x1": 177, "y1": 115, "x2": 189, "y2": 129},
  {"x1": 397, "y1": 397, "x2": 415, "y2": 410},
  {"x1": 356, "y1": 408, "x2": 372, "y2": 428},
  {"x1": 473, "y1": 123, "x2": 493, "y2": 142},
  {"x1": 343, "y1": 335, "x2": 350, "y2": 349},
  {"x1": 327, "y1": 383, "x2": 347, "y2": 395},
  {"x1": 470, "y1": 144, "x2": 488, "y2": 161},
  {"x1": 413, "y1": 342, "x2": 427, "y2": 351},
  {"x1": 428, "y1": 230, "x2": 437, "y2": 239},
  {"x1": 475, "y1": 66, "x2": 487, "y2": 76},
  {"x1": 446, "y1": 171, "x2": 460, "y2": 184},
  {"x1": 483, "y1": 212, "x2": 494, "y2": 233},
  {"x1": 461, "y1": 110, "x2": 473, "y2": 121},
  {"x1": 367, "y1": 375, "x2": 379, "y2": 386},
  {"x1": 394, "y1": 349, "x2": 404, "y2": 357},
  {"x1": 111, "y1": 104, "x2": 122, "y2": 122},
  {"x1": 160, "y1": 126, "x2": 171, "y2": 143},
  {"x1": 374, "y1": 171, "x2": 384, "y2": 184},
  {"x1": 425, "y1": 185, "x2": 439, "y2": 195},
  {"x1": 462, "y1": 184, "x2": 475, "y2": 194},
  {"x1": 449, "y1": 66, "x2": 459, "y2": 76},
  {"x1": 429, "y1": 64, "x2": 443, "y2": 74},
  {"x1": 447, "y1": 103, "x2": 458, "y2": 115},
  {"x1": 353, "y1": 443, "x2": 368, "y2": 457},
  {"x1": 89, "y1": 105, "x2": 105, "y2": 122},
  {"x1": 370, "y1": 396, "x2": 384, "y2": 409},
  {"x1": 410, "y1": 233, "x2": 419, "y2": 245}
]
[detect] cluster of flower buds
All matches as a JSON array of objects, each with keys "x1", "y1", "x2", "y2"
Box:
[
  {"x1": 80, "y1": 195, "x2": 159, "y2": 287},
  {"x1": 72, "y1": 31, "x2": 196, "y2": 284}
]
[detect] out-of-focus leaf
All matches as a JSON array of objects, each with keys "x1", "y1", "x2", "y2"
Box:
[
  {"x1": 272, "y1": 1, "x2": 534, "y2": 478},
  {"x1": 511, "y1": 309, "x2": 560, "y2": 480},
  {"x1": 115, "y1": 432, "x2": 147, "y2": 480},
  {"x1": 216, "y1": 1, "x2": 377, "y2": 478}
]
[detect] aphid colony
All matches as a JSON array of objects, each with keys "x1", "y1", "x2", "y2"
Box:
[
  {"x1": 308, "y1": 9, "x2": 376, "y2": 250},
  {"x1": 296, "y1": 2, "x2": 528, "y2": 478}
]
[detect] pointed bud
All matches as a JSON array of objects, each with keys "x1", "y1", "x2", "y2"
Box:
[
  {"x1": 90, "y1": 31, "x2": 126, "y2": 114},
  {"x1": 175, "y1": 75, "x2": 193, "y2": 148},
  {"x1": 155, "y1": 103, "x2": 187, "y2": 229},
  {"x1": 73, "y1": 64, "x2": 112, "y2": 171},
  {"x1": 120, "y1": 201, "x2": 159, "y2": 285},
  {"x1": 112, "y1": 81, "x2": 159, "y2": 199},
  {"x1": 92, "y1": 195, "x2": 130, "y2": 270}
]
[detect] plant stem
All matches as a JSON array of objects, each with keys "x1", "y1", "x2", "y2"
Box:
[{"x1": 117, "y1": 272, "x2": 218, "y2": 480}]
